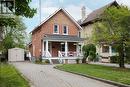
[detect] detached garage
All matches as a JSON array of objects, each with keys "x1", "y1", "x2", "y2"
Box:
[{"x1": 8, "y1": 48, "x2": 24, "y2": 62}]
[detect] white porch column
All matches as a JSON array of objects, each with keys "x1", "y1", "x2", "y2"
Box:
[
  {"x1": 76, "y1": 43, "x2": 79, "y2": 56},
  {"x1": 42, "y1": 41, "x2": 44, "y2": 56},
  {"x1": 81, "y1": 42, "x2": 84, "y2": 54},
  {"x1": 33, "y1": 45, "x2": 35, "y2": 57},
  {"x1": 65, "y1": 41, "x2": 68, "y2": 57},
  {"x1": 100, "y1": 45, "x2": 103, "y2": 54},
  {"x1": 109, "y1": 45, "x2": 112, "y2": 57},
  {"x1": 45, "y1": 40, "x2": 48, "y2": 57}
]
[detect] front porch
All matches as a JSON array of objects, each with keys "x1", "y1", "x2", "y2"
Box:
[{"x1": 42, "y1": 35, "x2": 84, "y2": 64}]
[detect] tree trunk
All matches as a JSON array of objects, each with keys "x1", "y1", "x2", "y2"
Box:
[
  {"x1": 118, "y1": 43, "x2": 125, "y2": 68},
  {"x1": 82, "y1": 58, "x2": 86, "y2": 63},
  {"x1": 119, "y1": 54, "x2": 125, "y2": 68},
  {"x1": 0, "y1": 26, "x2": 3, "y2": 42}
]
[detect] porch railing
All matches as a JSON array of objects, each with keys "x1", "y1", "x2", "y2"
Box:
[
  {"x1": 58, "y1": 51, "x2": 82, "y2": 57},
  {"x1": 42, "y1": 51, "x2": 52, "y2": 57},
  {"x1": 42, "y1": 51, "x2": 53, "y2": 64}
]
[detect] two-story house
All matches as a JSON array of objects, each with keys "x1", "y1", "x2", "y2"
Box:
[
  {"x1": 79, "y1": 1, "x2": 118, "y2": 62},
  {"x1": 29, "y1": 8, "x2": 84, "y2": 64}
]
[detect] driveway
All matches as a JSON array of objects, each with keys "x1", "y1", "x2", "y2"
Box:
[{"x1": 12, "y1": 62, "x2": 117, "y2": 87}]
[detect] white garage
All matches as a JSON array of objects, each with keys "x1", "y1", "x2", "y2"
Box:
[{"x1": 8, "y1": 48, "x2": 24, "y2": 62}]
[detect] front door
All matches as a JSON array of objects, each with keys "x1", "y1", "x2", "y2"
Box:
[{"x1": 52, "y1": 42, "x2": 60, "y2": 57}]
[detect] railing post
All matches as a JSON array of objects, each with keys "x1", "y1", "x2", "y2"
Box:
[
  {"x1": 45, "y1": 40, "x2": 48, "y2": 57},
  {"x1": 109, "y1": 45, "x2": 112, "y2": 57},
  {"x1": 76, "y1": 43, "x2": 79, "y2": 56},
  {"x1": 65, "y1": 41, "x2": 68, "y2": 57}
]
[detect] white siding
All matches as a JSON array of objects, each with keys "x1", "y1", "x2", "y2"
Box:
[{"x1": 8, "y1": 48, "x2": 24, "y2": 62}]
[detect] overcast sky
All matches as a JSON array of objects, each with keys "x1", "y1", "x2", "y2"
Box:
[{"x1": 23, "y1": 0, "x2": 130, "y2": 33}]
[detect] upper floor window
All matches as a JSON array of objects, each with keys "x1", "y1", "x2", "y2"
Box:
[
  {"x1": 53, "y1": 24, "x2": 59, "y2": 34},
  {"x1": 63, "y1": 25, "x2": 68, "y2": 35},
  {"x1": 78, "y1": 31, "x2": 81, "y2": 37}
]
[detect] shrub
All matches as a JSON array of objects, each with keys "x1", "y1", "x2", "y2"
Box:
[
  {"x1": 110, "y1": 56, "x2": 119, "y2": 63},
  {"x1": 35, "y1": 58, "x2": 41, "y2": 64},
  {"x1": 76, "y1": 58, "x2": 80, "y2": 64},
  {"x1": 82, "y1": 44, "x2": 96, "y2": 63},
  {"x1": 45, "y1": 59, "x2": 50, "y2": 63},
  {"x1": 89, "y1": 51, "x2": 96, "y2": 61}
]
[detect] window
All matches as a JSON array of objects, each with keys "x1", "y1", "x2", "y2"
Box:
[
  {"x1": 112, "y1": 46, "x2": 116, "y2": 53},
  {"x1": 61, "y1": 44, "x2": 65, "y2": 51},
  {"x1": 78, "y1": 31, "x2": 81, "y2": 37},
  {"x1": 63, "y1": 25, "x2": 68, "y2": 35},
  {"x1": 53, "y1": 24, "x2": 59, "y2": 34},
  {"x1": 102, "y1": 46, "x2": 109, "y2": 53},
  {"x1": 1, "y1": 0, "x2": 14, "y2": 14}
]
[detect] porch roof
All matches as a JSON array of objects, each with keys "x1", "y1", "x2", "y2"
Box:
[{"x1": 43, "y1": 34, "x2": 84, "y2": 42}]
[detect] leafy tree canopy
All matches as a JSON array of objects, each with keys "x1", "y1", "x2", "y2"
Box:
[
  {"x1": 15, "y1": 0, "x2": 36, "y2": 18},
  {"x1": 92, "y1": 5, "x2": 130, "y2": 68},
  {"x1": 93, "y1": 6, "x2": 130, "y2": 45},
  {"x1": 0, "y1": 16, "x2": 27, "y2": 52},
  {"x1": 0, "y1": 0, "x2": 36, "y2": 27}
]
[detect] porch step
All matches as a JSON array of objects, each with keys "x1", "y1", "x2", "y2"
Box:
[{"x1": 51, "y1": 59, "x2": 60, "y2": 64}]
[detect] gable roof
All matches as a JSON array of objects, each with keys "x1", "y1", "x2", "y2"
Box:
[
  {"x1": 31, "y1": 8, "x2": 82, "y2": 33},
  {"x1": 81, "y1": 1, "x2": 119, "y2": 26}
]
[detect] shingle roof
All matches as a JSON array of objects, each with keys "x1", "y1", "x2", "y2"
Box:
[
  {"x1": 81, "y1": 1, "x2": 119, "y2": 26},
  {"x1": 43, "y1": 34, "x2": 84, "y2": 42}
]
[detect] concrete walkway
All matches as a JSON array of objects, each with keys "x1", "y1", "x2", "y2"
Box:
[
  {"x1": 90, "y1": 62, "x2": 130, "y2": 68},
  {"x1": 12, "y1": 62, "x2": 117, "y2": 87}
]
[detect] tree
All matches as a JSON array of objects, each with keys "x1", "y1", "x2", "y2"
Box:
[
  {"x1": 0, "y1": 0, "x2": 36, "y2": 42},
  {"x1": 92, "y1": 6, "x2": 130, "y2": 68},
  {"x1": 82, "y1": 44, "x2": 96, "y2": 63},
  {"x1": 0, "y1": 0, "x2": 36, "y2": 26},
  {"x1": 0, "y1": 16, "x2": 26, "y2": 53},
  {"x1": 15, "y1": 0, "x2": 36, "y2": 18}
]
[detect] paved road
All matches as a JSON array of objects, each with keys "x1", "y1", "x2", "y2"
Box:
[
  {"x1": 12, "y1": 62, "x2": 117, "y2": 87},
  {"x1": 90, "y1": 62, "x2": 130, "y2": 68}
]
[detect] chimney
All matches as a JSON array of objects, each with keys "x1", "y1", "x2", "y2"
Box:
[{"x1": 81, "y1": 6, "x2": 86, "y2": 21}]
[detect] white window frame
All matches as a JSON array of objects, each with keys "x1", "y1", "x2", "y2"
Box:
[
  {"x1": 53, "y1": 24, "x2": 59, "y2": 34},
  {"x1": 78, "y1": 31, "x2": 81, "y2": 37},
  {"x1": 62, "y1": 25, "x2": 68, "y2": 35}
]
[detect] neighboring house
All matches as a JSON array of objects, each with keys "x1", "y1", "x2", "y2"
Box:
[
  {"x1": 80, "y1": 1, "x2": 118, "y2": 62},
  {"x1": 29, "y1": 8, "x2": 84, "y2": 64}
]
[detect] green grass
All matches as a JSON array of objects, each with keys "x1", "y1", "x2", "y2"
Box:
[
  {"x1": 0, "y1": 63, "x2": 29, "y2": 87},
  {"x1": 57, "y1": 64, "x2": 130, "y2": 85}
]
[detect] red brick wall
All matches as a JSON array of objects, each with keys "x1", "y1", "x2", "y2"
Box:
[{"x1": 31, "y1": 10, "x2": 79, "y2": 57}]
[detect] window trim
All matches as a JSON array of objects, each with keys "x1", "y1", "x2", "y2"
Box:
[
  {"x1": 102, "y1": 45, "x2": 109, "y2": 53},
  {"x1": 62, "y1": 25, "x2": 68, "y2": 35},
  {"x1": 53, "y1": 24, "x2": 59, "y2": 34},
  {"x1": 78, "y1": 31, "x2": 81, "y2": 37}
]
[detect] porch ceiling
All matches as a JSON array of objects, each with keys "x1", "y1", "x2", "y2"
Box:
[{"x1": 43, "y1": 34, "x2": 84, "y2": 42}]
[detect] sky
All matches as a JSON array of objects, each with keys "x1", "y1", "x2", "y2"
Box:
[{"x1": 23, "y1": 0, "x2": 130, "y2": 33}]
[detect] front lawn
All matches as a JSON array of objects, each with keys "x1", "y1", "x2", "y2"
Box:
[
  {"x1": 56, "y1": 64, "x2": 130, "y2": 85},
  {"x1": 0, "y1": 63, "x2": 29, "y2": 87}
]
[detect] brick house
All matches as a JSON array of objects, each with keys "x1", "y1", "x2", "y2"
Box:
[{"x1": 29, "y1": 8, "x2": 84, "y2": 64}]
